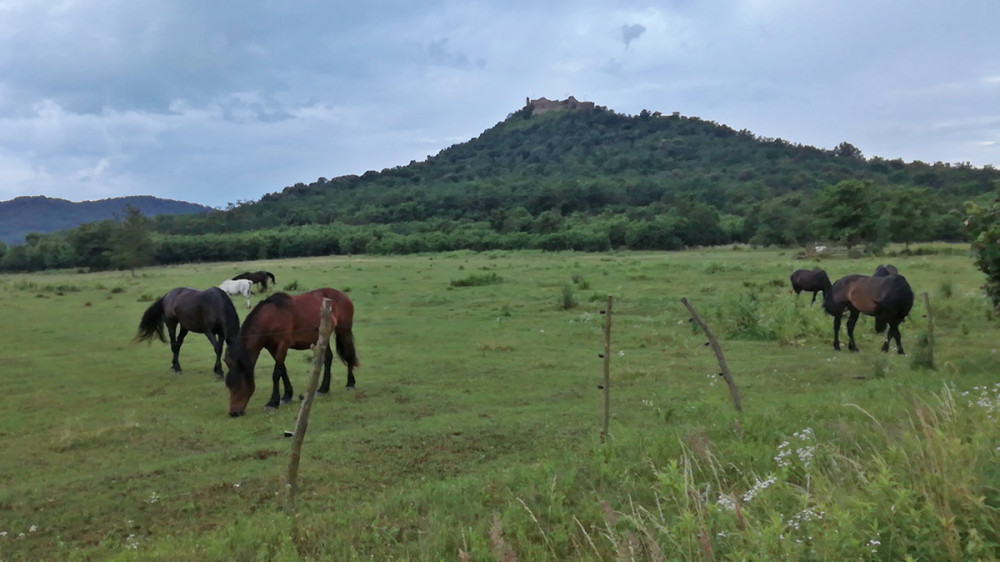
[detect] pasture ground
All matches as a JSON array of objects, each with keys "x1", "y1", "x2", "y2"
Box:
[{"x1": 1, "y1": 246, "x2": 998, "y2": 560}]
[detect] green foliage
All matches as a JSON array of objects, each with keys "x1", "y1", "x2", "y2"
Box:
[
  {"x1": 966, "y1": 197, "x2": 1000, "y2": 313},
  {"x1": 816, "y1": 179, "x2": 888, "y2": 249},
  {"x1": 449, "y1": 272, "x2": 503, "y2": 287},
  {"x1": 109, "y1": 205, "x2": 155, "y2": 274},
  {"x1": 558, "y1": 282, "x2": 578, "y2": 310}
]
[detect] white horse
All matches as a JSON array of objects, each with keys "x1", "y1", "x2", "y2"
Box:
[{"x1": 219, "y1": 278, "x2": 254, "y2": 309}]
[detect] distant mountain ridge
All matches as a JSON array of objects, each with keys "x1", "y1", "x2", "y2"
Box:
[{"x1": 0, "y1": 195, "x2": 211, "y2": 245}]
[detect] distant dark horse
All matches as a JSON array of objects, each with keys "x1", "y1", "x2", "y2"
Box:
[
  {"x1": 790, "y1": 268, "x2": 832, "y2": 304},
  {"x1": 224, "y1": 288, "x2": 359, "y2": 417},
  {"x1": 232, "y1": 271, "x2": 276, "y2": 292},
  {"x1": 134, "y1": 287, "x2": 240, "y2": 377},
  {"x1": 823, "y1": 265, "x2": 914, "y2": 354}
]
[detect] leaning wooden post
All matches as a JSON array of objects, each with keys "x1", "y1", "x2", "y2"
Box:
[
  {"x1": 922, "y1": 292, "x2": 934, "y2": 366},
  {"x1": 601, "y1": 295, "x2": 613, "y2": 442},
  {"x1": 681, "y1": 297, "x2": 743, "y2": 413},
  {"x1": 284, "y1": 297, "x2": 335, "y2": 512}
]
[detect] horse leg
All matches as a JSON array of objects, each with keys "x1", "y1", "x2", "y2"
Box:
[
  {"x1": 266, "y1": 347, "x2": 293, "y2": 409},
  {"x1": 204, "y1": 331, "x2": 224, "y2": 378},
  {"x1": 810, "y1": 291, "x2": 818, "y2": 304},
  {"x1": 832, "y1": 313, "x2": 842, "y2": 351},
  {"x1": 318, "y1": 345, "x2": 333, "y2": 394},
  {"x1": 244, "y1": 289, "x2": 252, "y2": 309},
  {"x1": 167, "y1": 321, "x2": 185, "y2": 373},
  {"x1": 846, "y1": 311, "x2": 860, "y2": 352},
  {"x1": 890, "y1": 322, "x2": 905, "y2": 355}
]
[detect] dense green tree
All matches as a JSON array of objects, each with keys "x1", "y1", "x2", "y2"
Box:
[
  {"x1": 965, "y1": 196, "x2": 1000, "y2": 313},
  {"x1": 884, "y1": 187, "x2": 934, "y2": 248},
  {"x1": 109, "y1": 205, "x2": 155, "y2": 274},
  {"x1": 816, "y1": 180, "x2": 887, "y2": 249},
  {"x1": 68, "y1": 220, "x2": 115, "y2": 270}
]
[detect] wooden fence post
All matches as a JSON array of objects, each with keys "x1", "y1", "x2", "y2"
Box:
[
  {"x1": 922, "y1": 292, "x2": 934, "y2": 366},
  {"x1": 680, "y1": 297, "x2": 743, "y2": 413},
  {"x1": 284, "y1": 297, "x2": 335, "y2": 511},
  {"x1": 601, "y1": 295, "x2": 613, "y2": 442}
]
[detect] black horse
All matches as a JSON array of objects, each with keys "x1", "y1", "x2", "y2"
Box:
[
  {"x1": 823, "y1": 265, "x2": 914, "y2": 354},
  {"x1": 134, "y1": 287, "x2": 240, "y2": 377},
  {"x1": 790, "y1": 268, "x2": 832, "y2": 304},
  {"x1": 232, "y1": 271, "x2": 276, "y2": 292}
]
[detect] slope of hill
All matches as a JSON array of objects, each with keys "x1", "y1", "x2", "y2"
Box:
[
  {"x1": 0, "y1": 195, "x2": 211, "y2": 245},
  {"x1": 155, "y1": 101, "x2": 1000, "y2": 242}
]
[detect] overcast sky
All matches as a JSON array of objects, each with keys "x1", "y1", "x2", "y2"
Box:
[{"x1": 1, "y1": 0, "x2": 998, "y2": 209}]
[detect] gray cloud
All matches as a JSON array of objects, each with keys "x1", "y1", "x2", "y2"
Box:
[{"x1": 621, "y1": 24, "x2": 646, "y2": 48}]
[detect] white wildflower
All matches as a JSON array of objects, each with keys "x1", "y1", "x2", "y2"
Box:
[
  {"x1": 742, "y1": 476, "x2": 776, "y2": 503},
  {"x1": 716, "y1": 494, "x2": 736, "y2": 511}
]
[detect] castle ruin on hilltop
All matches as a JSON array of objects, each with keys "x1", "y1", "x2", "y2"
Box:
[{"x1": 525, "y1": 96, "x2": 599, "y2": 115}]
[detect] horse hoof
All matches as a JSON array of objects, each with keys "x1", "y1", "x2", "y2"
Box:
[
  {"x1": 263, "y1": 405, "x2": 278, "y2": 411},
  {"x1": 345, "y1": 386, "x2": 355, "y2": 392},
  {"x1": 281, "y1": 397, "x2": 293, "y2": 404}
]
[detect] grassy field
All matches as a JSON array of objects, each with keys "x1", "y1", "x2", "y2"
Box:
[{"x1": 1, "y1": 246, "x2": 998, "y2": 561}]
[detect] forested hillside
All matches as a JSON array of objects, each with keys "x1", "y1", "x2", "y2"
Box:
[
  {"x1": 0, "y1": 195, "x2": 210, "y2": 245},
  {"x1": 3, "y1": 101, "x2": 999, "y2": 270}
]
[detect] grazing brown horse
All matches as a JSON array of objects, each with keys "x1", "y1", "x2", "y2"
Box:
[
  {"x1": 224, "y1": 288, "x2": 359, "y2": 417},
  {"x1": 134, "y1": 287, "x2": 240, "y2": 377},
  {"x1": 232, "y1": 271, "x2": 276, "y2": 292},
  {"x1": 790, "y1": 268, "x2": 832, "y2": 304},
  {"x1": 823, "y1": 265, "x2": 914, "y2": 354}
]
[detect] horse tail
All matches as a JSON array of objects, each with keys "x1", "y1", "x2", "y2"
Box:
[
  {"x1": 334, "y1": 329, "x2": 360, "y2": 368},
  {"x1": 134, "y1": 296, "x2": 167, "y2": 343}
]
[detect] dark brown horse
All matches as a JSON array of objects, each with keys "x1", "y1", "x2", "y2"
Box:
[
  {"x1": 224, "y1": 288, "x2": 359, "y2": 417},
  {"x1": 232, "y1": 270, "x2": 276, "y2": 292},
  {"x1": 790, "y1": 268, "x2": 832, "y2": 304},
  {"x1": 823, "y1": 265, "x2": 914, "y2": 354},
  {"x1": 134, "y1": 287, "x2": 240, "y2": 377}
]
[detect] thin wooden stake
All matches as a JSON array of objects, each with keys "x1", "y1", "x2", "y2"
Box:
[
  {"x1": 601, "y1": 295, "x2": 613, "y2": 442},
  {"x1": 681, "y1": 297, "x2": 743, "y2": 413},
  {"x1": 284, "y1": 297, "x2": 335, "y2": 512},
  {"x1": 922, "y1": 292, "x2": 934, "y2": 366}
]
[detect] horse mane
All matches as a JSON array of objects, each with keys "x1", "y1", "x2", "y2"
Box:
[{"x1": 206, "y1": 287, "x2": 240, "y2": 343}]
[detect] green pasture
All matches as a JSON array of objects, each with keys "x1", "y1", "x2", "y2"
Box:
[{"x1": 1, "y1": 246, "x2": 998, "y2": 560}]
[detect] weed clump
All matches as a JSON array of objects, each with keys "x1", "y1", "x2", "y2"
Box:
[{"x1": 450, "y1": 273, "x2": 503, "y2": 288}]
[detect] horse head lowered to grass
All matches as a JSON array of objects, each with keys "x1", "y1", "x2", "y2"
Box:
[
  {"x1": 823, "y1": 265, "x2": 914, "y2": 354},
  {"x1": 134, "y1": 287, "x2": 240, "y2": 377},
  {"x1": 232, "y1": 270, "x2": 276, "y2": 292},
  {"x1": 224, "y1": 288, "x2": 359, "y2": 417},
  {"x1": 790, "y1": 268, "x2": 832, "y2": 304}
]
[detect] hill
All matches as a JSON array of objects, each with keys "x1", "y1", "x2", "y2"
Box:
[
  {"x1": 0, "y1": 195, "x2": 211, "y2": 245},
  {"x1": 151, "y1": 99, "x2": 1000, "y2": 252},
  {"x1": 5, "y1": 98, "x2": 1000, "y2": 269}
]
